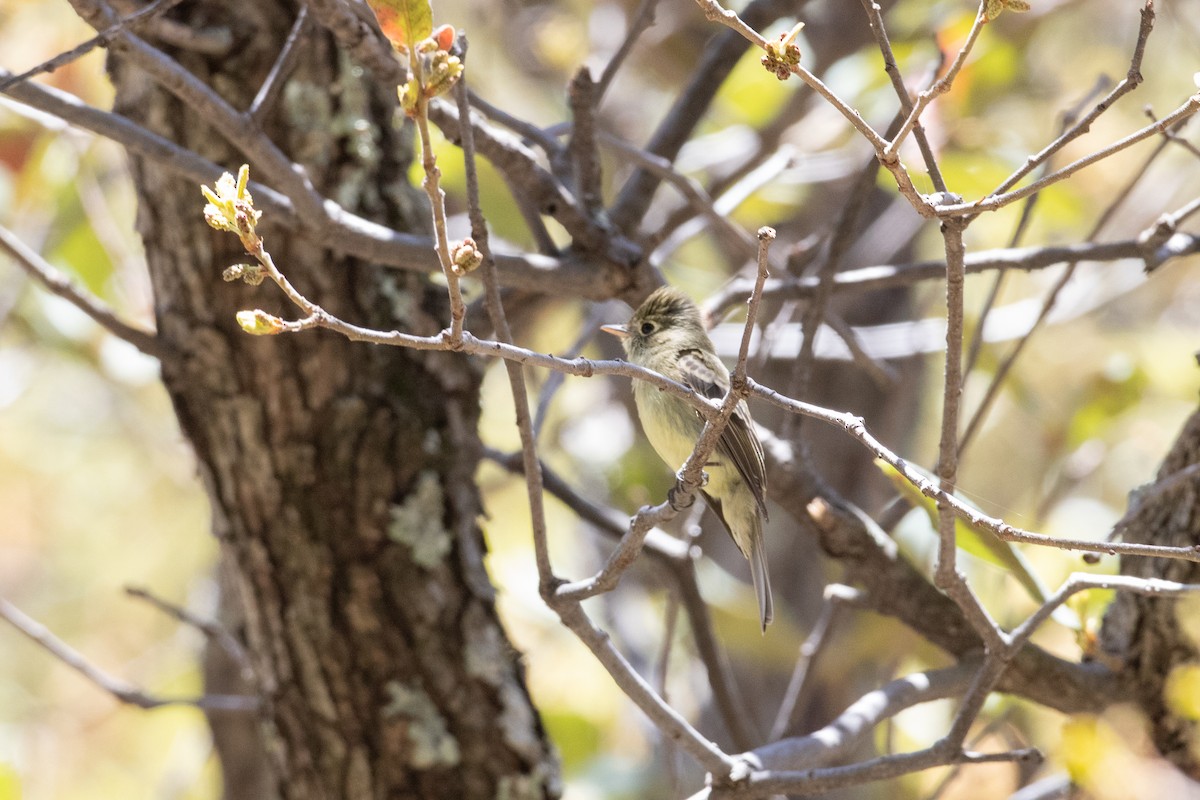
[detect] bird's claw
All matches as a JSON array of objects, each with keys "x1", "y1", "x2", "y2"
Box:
[
  {"x1": 668, "y1": 469, "x2": 708, "y2": 511},
  {"x1": 668, "y1": 484, "x2": 695, "y2": 511}
]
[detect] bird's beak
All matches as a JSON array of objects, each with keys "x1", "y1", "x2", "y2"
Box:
[{"x1": 600, "y1": 323, "x2": 630, "y2": 338}]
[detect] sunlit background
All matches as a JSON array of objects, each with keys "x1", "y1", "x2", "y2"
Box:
[{"x1": 2, "y1": 0, "x2": 1199, "y2": 798}]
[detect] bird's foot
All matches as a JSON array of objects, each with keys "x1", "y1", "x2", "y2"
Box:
[{"x1": 667, "y1": 484, "x2": 695, "y2": 511}]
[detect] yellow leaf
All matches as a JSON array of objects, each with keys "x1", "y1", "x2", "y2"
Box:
[
  {"x1": 1061, "y1": 715, "x2": 1117, "y2": 784},
  {"x1": 1165, "y1": 664, "x2": 1200, "y2": 721},
  {"x1": 0, "y1": 763, "x2": 19, "y2": 800}
]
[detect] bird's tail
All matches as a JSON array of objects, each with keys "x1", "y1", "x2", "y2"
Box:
[{"x1": 749, "y1": 517, "x2": 773, "y2": 633}]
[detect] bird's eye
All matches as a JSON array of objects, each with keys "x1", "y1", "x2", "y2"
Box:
[{"x1": 640, "y1": 321, "x2": 655, "y2": 335}]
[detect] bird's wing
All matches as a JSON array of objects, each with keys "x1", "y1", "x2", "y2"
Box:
[{"x1": 676, "y1": 350, "x2": 768, "y2": 517}]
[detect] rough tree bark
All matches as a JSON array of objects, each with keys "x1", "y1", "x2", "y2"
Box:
[
  {"x1": 1101, "y1": 404, "x2": 1200, "y2": 777},
  {"x1": 72, "y1": 1, "x2": 560, "y2": 797}
]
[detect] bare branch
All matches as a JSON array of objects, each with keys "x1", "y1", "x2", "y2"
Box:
[
  {"x1": 566, "y1": 67, "x2": 604, "y2": 218},
  {"x1": 610, "y1": 0, "x2": 790, "y2": 229},
  {"x1": 124, "y1": 586, "x2": 254, "y2": 682},
  {"x1": 459, "y1": 73, "x2": 738, "y2": 777},
  {"x1": 987, "y1": 0, "x2": 1155, "y2": 199},
  {"x1": 0, "y1": 223, "x2": 160, "y2": 357},
  {"x1": 858, "y1": 0, "x2": 947, "y2": 192},
  {"x1": 556, "y1": 600, "x2": 737, "y2": 775},
  {"x1": 483, "y1": 447, "x2": 758, "y2": 750},
  {"x1": 248, "y1": 6, "x2": 312, "y2": 122},
  {"x1": 1008, "y1": 573, "x2": 1200, "y2": 655},
  {"x1": 932, "y1": 219, "x2": 1005, "y2": 652},
  {"x1": 937, "y1": 92, "x2": 1200, "y2": 216},
  {"x1": 0, "y1": 595, "x2": 258, "y2": 713},
  {"x1": 751, "y1": 380, "x2": 1200, "y2": 565},
  {"x1": 707, "y1": 234, "x2": 1200, "y2": 311},
  {"x1": 885, "y1": 3, "x2": 987, "y2": 160},
  {"x1": 754, "y1": 662, "x2": 978, "y2": 773},
  {"x1": 0, "y1": 0, "x2": 185, "y2": 93},
  {"x1": 595, "y1": 0, "x2": 659, "y2": 101},
  {"x1": 769, "y1": 584, "x2": 867, "y2": 741}
]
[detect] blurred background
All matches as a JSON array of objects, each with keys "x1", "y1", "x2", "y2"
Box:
[{"x1": 1, "y1": 0, "x2": 1199, "y2": 798}]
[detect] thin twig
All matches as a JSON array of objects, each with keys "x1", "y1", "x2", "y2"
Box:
[
  {"x1": 749, "y1": 379, "x2": 1200, "y2": 564},
  {"x1": 858, "y1": 0, "x2": 947, "y2": 192},
  {"x1": 0, "y1": 223, "x2": 160, "y2": 357},
  {"x1": 0, "y1": 595, "x2": 258, "y2": 712},
  {"x1": 483, "y1": 446, "x2": 758, "y2": 750},
  {"x1": 986, "y1": 1, "x2": 1155, "y2": 200},
  {"x1": 0, "y1": 0, "x2": 185, "y2": 93},
  {"x1": 557, "y1": 600, "x2": 737, "y2": 775},
  {"x1": 413, "y1": 99, "x2": 466, "y2": 344},
  {"x1": 124, "y1": 586, "x2": 254, "y2": 681},
  {"x1": 693, "y1": 0, "x2": 941, "y2": 219},
  {"x1": 455, "y1": 74, "x2": 551, "y2": 584},
  {"x1": 1008, "y1": 574, "x2": 1200, "y2": 654},
  {"x1": 957, "y1": 130, "x2": 1176, "y2": 456},
  {"x1": 933, "y1": 219, "x2": 1004, "y2": 651},
  {"x1": 769, "y1": 584, "x2": 865, "y2": 741},
  {"x1": 937, "y1": 91, "x2": 1200, "y2": 217},
  {"x1": 248, "y1": 5, "x2": 311, "y2": 121},
  {"x1": 596, "y1": 0, "x2": 659, "y2": 102},
  {"x1": 885, "y1": 3, "x2": 987, "y2": 160},
  {"x1": 706, "y1": 232, "x2": 1200, "y2": 312}
]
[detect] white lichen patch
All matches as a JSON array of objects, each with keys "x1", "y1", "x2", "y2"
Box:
[
  {"x1": 496, "y1": 764, "x2": 559, "y2": 800},
  {"x1": 383, "y1": 681, "x2": 461, "y2": 769},
  {"x1": 388, "y1": 471, "x2": 451, "y2": 568},
  {"x1": 497, "y1": 682, "x2": 546, "y2": 764},
  {"x1": 464, "y1": 611, "x2": 508, "y2": 687}
]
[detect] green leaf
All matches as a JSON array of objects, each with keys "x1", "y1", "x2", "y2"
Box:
[
  {"x1": 876, "y1": 459, "x2": 1070, "y2": 621},
  {"x1": 369, "y1": 0, "x2": 433, "y2": 51}
]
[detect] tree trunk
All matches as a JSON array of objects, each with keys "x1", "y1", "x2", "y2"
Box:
[
  {"x1": 1101, "y1": 404, "x2": 1200, "y2": 777},
  {"x1": 85, "y1": 1, "x2": 559, "y2": 796}
]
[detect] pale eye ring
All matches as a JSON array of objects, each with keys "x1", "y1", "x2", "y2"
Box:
[{"x1": 639, "y1": 321, "x2": 655, "y2": 335}]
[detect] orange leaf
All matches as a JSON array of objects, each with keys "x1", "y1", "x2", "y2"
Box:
[{"x1": 368, "y1": 0, "x2": 433, "y2": 51}]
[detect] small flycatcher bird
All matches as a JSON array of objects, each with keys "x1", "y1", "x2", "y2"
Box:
[{"x1": 603, "y1": 287, "x2": 773, "y2": 631}]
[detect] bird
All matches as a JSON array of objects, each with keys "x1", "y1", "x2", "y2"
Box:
[{"x1": 603, "y1": 286, "x2": 773, "y2": 631}]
